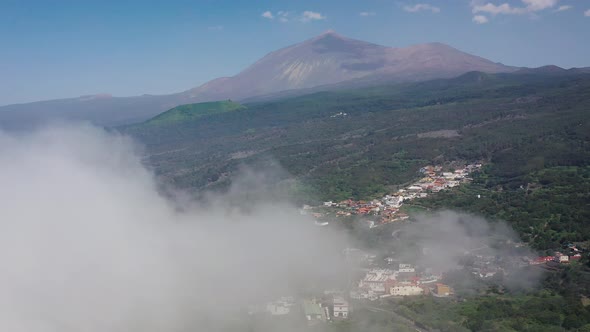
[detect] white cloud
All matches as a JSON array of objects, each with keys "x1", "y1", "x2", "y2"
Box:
[
  {"x1": 0, "y1": 125, "x2": 351, "y2": 331},
  {"x1": 263, "y1": 10, "x2": 323, "y2": 23},
  {"x1": 261, "y1": 11, "x2": 274, "y2": 19},
  {"x1": 403, "y1": 3, "x2": 441, "y2": 13},
  {"x1": 522, "y1": 0, "x2": 559, "y2": 11},
  {"x1": 472, "y1": 2, "x2": 526, "y2": 15},
  {"x1": 301, "y1": 10, "x2": 326, "y2": 22},
  {"x1": 471, "y1": 0, "x2": 559, "y2": 16},
  {"x1": 473, "y1": 15, "x2": 490, "y2": 23},
  {"x1": 277, "y1": 11, "x2": 290, "y2": 22},
  {"x1": 360, "y1": 11, "x2": 376, "y2": 17},
  {"x1": 555, "y1": 5, "x2": 572, "y2": 12},
  {"x1": 585, "y1": 9, "x2": 590, "y2": 17}
]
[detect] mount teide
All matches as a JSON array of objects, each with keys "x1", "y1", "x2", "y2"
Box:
[
  {"x1": 1, "y1": 31, "x2": 516, "y2": 128},
  {"x1": 184, "y1": 30, "x2": 514, "y2": 101}
]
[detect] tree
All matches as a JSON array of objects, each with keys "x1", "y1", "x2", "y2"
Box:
[{"x1": 562, "y1": 314, "x2": 584, "y2": 330}]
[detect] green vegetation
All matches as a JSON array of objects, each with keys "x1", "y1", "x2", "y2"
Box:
[
  {"x1": 120, "y1": 71, "x2": 590, "y2": 331},
  {"x1": 395, "y1": 291, "x2": 590, "y2": 332},
  {"x1": 412, "y1": 166, "x2": 590, "y2": 250},
  {"x1": 123, "y1": 72, "x2": 590, "y2": 202},
  {"x1": 122, "y1": 72, "x2": 590, "y2": 248},
  {"x1": 141, "y1": 100, "x2": 245, "y2": 126}
]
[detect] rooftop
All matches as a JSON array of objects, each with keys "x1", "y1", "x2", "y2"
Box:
[{"x1": 303, "y1": 300, "x2": 324, "y2": 316}]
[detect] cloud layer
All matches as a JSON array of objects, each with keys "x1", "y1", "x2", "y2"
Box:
[
  {"x1": 473, "y1": 14, "x2": 490, "y2": 23},
  {"x1": 385, "y1": 211, "x2": 543, "y2": 291},
  {"x1": 555, "y1": 5, "x2": 572, "y2": 12},
  {"x1": 0, "y1": 125, "x2": 349, "y2": 332},
  {"x1": 301, "y1": 11, "x2": 326, "y2": 22},
  {"x1": 261, "y1": 10, "x2": 326, "y2": 23},
  {"x1": 469, "y1": 0, "x2": 575, "y2": 23},
  {"x1": 0, "y1": 124, "x2": 543, "y2": 330},
  {"x1": 472, "y1": 0, "x2": 559, "y2": 15},
  {"x1": 403, "y1": 3, "x2": 441, "y2": 13}
]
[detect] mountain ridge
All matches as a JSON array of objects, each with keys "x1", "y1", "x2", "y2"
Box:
[
  {"x1": 1, "y1": 31, "x2": 585, "y2": 129},
  {"x1": 182, "y1": 31, "x2": 516, "y2": 101}
]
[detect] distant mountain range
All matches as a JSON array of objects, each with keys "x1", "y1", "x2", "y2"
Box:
[{"x1": 0, "y1": 31, "x2": 587, "y2": 129}]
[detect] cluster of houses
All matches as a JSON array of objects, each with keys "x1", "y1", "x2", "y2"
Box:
[
  {"x1": 251, "y1": 293, "x2": 349, "y2": 324},
  {"x1": 330, "y1": 112, "x2": 348, "y2": 118},
  {"x1": 530, "y1": 244, "x2": 584, "y2": 265},
  {"x1": 302, "y1": 295, "x2": 349, "y2": 323},
  {"x1": 351, "y1": 264, "x2": 453, "y2": 300},
  {"x1": 314, "y1": 163, "x2": 482, "y2": 227},
  {"x1": 262, "y1": 296, "x2": 296, "y2": 316}
]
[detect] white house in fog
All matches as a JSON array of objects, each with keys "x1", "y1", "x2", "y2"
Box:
[
  {"x1": 398, "y1": 264, "x2": 415, "y2": 273},
  {"x1": 333, "y1": 296, "x2": 349, "y2": 318}
]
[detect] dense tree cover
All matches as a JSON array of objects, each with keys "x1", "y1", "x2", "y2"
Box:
[
  {"x1": 414, "y1": 166, "x2": 590, "y2": 250},
  {"x1": 123, "y1": 72, "x2": 590, "y2": 203},
  {"x1": 394, "y1": 291, "x2": 590, "y2": 332}
]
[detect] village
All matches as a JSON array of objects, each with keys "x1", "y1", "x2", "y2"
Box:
[
  {"x1": 246, "y1": 252, "x2": 460, "y2": 325},
  {"x1": 303, "y1": 163, "x2": 483, "y2": 228},
  {"x1": 244, "y1": 164, "x2": 476, "y2": 324},
  {"x1": 247, "y1": 162, "x2": 587, "y2": 326},
  {"x1": 247, "y1": 243, "x2": 587, "y2": 326}
]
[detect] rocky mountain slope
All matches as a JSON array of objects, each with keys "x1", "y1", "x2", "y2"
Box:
[{"x1": 183, "y1": 30, "x2": 515, "y2": 100}]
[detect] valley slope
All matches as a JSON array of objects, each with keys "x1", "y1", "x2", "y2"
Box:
[
  {"x1": 124, "y1": 70, "x2": 590, "y2": 270},
  {"x1": 125, "y1": 71, "x2": 590, "y2": 203}
]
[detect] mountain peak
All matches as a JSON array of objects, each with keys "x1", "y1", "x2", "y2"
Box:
[
  {"x1": 318, "y1": 29, "x2": 340, "y2": 37},
  {"x1": 184, "y1": 33, "x2": 515, "y2": 101},
  {"x1": 307, "y1": 30, "x2": 349, "y2": 44}
]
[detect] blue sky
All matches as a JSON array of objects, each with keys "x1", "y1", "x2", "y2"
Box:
[{"x1": 1, "y1": 0, "x2": 589, "y2": 105}]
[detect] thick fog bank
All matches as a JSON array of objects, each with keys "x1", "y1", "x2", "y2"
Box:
[
  {"x1": 0, "y1": 125, "x2": 542, "y2": 332},
  {"x1": 0, "y1": 125, "x2": 348, "y2": 332},
  {"x1": 390, "y1": 211, "x2": 543, "y2": 290}
]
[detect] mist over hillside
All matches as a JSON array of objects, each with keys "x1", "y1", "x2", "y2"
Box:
[
  {"x1": 2, "y1": 1, "x2": 590, "y2": 330},
  {"x1": 0, "y1": 124, "x2": 545, "y2": 331}
]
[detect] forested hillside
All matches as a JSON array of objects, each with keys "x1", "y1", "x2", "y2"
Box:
[
  {"x1": 123, "y1": 71, "x2": 590, "y2": 202},
  {"x1": 120, "y1": 71, "x2": 590, "y2": 331}
]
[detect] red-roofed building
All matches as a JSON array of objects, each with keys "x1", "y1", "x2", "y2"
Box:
[{"x1": 530, "y1": 256, "x2": 554, "y2": 265}]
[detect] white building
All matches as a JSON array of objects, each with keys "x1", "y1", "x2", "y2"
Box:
[
  {"x1": 359, "y1": 269, "x2": 396, "y2": 293},
  {"x1": 265, "y1": 296, "x2": 294, "y2": 315},
  {"x1": 333, "y1": 296, "x2": 349, "y2": 318},
  {"x1": 384, "y1": 195, "x2": 404, "y2": 207},
  {"x1": 266, "y1": 302, "x2": 290, "y2": 315},
  {"x1": 350, "y1": 290, "x2": 369, "y2": 300},
  {"x1": 447, "y1": 180, "x2": 460, "y2": 187},
  {"x1": 390, "y1": 285, "x2": 424, "y2": 296},
  {"x1": 398, "y1": 264, "x2": 415, "y2": 273},
  {"x1": 556, "y1": 255, "x2": 569, "y2": 263}
]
